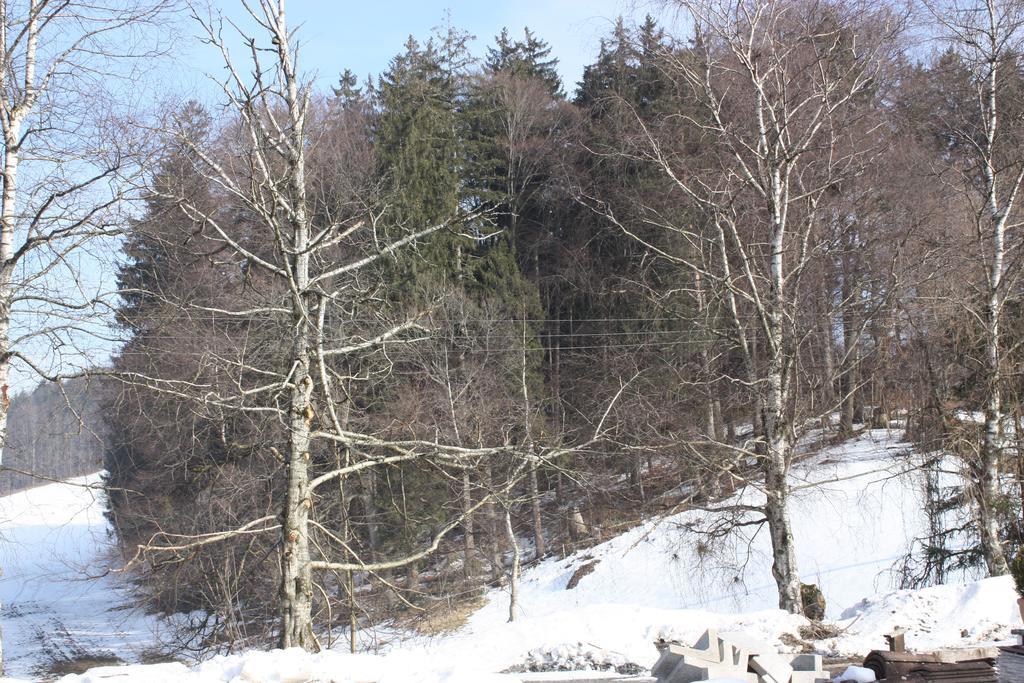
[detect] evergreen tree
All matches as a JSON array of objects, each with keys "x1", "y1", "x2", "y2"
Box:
[
  {"x1": 116, "y1": 102, "x2": 214, "y2": 335},
  {"x1": 375, "y1": 35, "x2": 466, "y2": 289},
  {"x1": 332, "y1": 68, "x2": 363, "y2": 106},
  {"x1": 485, "y1": 27, "x2": 562, "y2": 97},
  {"x1": 106, "y1": 102, "x2": 284, "y2": 625}
]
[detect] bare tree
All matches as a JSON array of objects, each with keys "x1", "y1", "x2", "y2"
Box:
[
  {"x1": 116, "y1": 0, "x2": 600, "y2": 651},
  {"x1": 0, "y1": 0, "x2": 174, "y2": 672},
  {"x1": 921, "y1": 0, "x2": 1024, "y2": 577},
  {"x1": 583, "y1": 0, "x2": 902, "y2": 612}
]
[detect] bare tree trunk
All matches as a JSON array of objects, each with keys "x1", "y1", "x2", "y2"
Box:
[
  {"x1": 279, "y1": 254, "x2": 316, "y2": 651},
  {"x1": 713, "y1": 399, "x2": 725, "y2": 442},
  {"x1": 332, "y1": 408, "x2": 358, "y2": 655},
  {"x1": 764, "y1": 179, "x2": 801, "y2": 614},
  {"x1": 821, "y1": 305, "x2": 837, "y2": 415},
  {"x1": 762, "y1": 351, "x2": 800, "y2": 613},
  {"x1": 839, "y1": 253, "x2": 859, "y2": 434},
  {"x1": 504, "y1": 508, "x2": 520, "y2": 622},
  {"x1": 705, "y1": 400, "x2": 717, "y2": 440},
  {"x1": 278, "y1": 5, "x2": 317, "y2": 644},
  {"x1": 980, "y1": 281, "x2": 1010, "y2": 576},
  {"x1": 764, "y1": 432, "x2": 800, "y2": 612},
  {"x1": 347, "y1": 570, "x2": 357, "y2": 654},
  {"x1": 695, "y1": 270, "x2": 717, "y2": 440},
  {"x1": 979, "y1": 86, "x2": 1011, "y2": 574},
  {"x1": 486, "y1": 463, "x2": 503, "y2": 580},
  {"x1": 358, "y1": 471, "x2": 380, "y2": 561},
  {"x1": 529, "y1": 464, "x2": 545, "y2": 559},
  {"x1": 521, "y1": 319, "x2": 545, "y2": 559},
  {"x1": 974, "y1": 3, "x2": 1017, "y2": 578},
  {"x1": 0, "y1": 21, "x2": 24, "y2": 478},
  {"x1": 462, "y1": 469, "x2": 477, "y2": 576},
  {"x1": 0, "y1": 24, "x2": 26, "y2": 674}
]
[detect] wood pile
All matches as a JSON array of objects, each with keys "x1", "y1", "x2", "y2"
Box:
[
  {"x1": 863, "y1": 631, "x2": 998, "y2": 682},
  {"x1": 997, "y1": 643, "x2": 1024, "y2": 682},
  {"x1": 905, "y1": 659, "x2": 997, "y2": 682}
]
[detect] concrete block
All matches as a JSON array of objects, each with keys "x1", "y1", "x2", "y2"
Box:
[
  {"x1": 720, "y1": 631, "x2": 771, "y2": 656},
  {"x1": 653, "y1": 628, "x2": 816, "y2": 683},
  {"x1": 718, "y1": 630, "x2": 763, "y2": 669},
  {"x1": 688, "y1": 629, "x2": 726, "y2": 663},
  {"x1": 651, "y1": 646, "x2": 685, "y2": 680},
  {"x1": 748, "y1": 651, "x2": 793, "y2": 683},
  {"x1": 790, "y1": 653, "x2": 829, "y2": 683},
  {"x1": 790, "y1": 654, "x2": 822, "y2": 671},
  {"x1": 652, "y1": 640, "x2": 725, "y2": 678},
  {"x1": 653, "y1": 630, "x2": 753, "y2": 682},
  {"x1": 716, "y1": 631, "x2": 792, "y2": 683},
  {"x1": 667, "y1": 659, "x2": 757, "y2": 682}
]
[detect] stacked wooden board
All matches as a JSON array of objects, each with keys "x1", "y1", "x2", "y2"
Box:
[
  {"x1": 997, "y1": 644, "x2": 1024, "y2": 683},
  {"x1": 906, "y1": 660, "x2": 997, "y2": 682}
]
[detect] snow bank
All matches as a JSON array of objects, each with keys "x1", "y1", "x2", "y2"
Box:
[
  {"x1": 4, "y1": 430, "x2": 1022, "y2": 682},
  {"x1": 831, "y1": 574, "x2": 1019, "y2": 656}
]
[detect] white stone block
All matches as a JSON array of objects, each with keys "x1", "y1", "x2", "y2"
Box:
[
  {"x1": 667, "y1": 659, "x2": 758, "y2": 682},
  {"x1": 748, "y1": 651, "x2": 793, "y2": 683}
]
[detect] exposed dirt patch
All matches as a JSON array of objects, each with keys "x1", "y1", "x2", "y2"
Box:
[
  {"x1": 43, "y1": 654, "x2": 123, "y2": 679},
  {"x1": 409, "y1": 593, "x2": 487, "y2": 636},
  {"x1": 566, "y1": 558, "x2": 600, "y2": 589}
]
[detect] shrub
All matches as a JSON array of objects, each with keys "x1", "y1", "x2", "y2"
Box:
[{"x1": 1010, "y1": 553, "x2": 1024, "y2": 598}]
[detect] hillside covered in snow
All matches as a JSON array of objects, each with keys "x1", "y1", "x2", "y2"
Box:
[
  {"x1": 0, "y1": 474, "x2": 163, "y2": 679},
  {"x1": 0, "y1": 429, "x2": 1019, "y2": 682}
]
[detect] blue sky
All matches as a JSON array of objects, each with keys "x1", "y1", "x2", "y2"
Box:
[{"x1": 173, "y1": 0, "x2": 657, "y2": 99}]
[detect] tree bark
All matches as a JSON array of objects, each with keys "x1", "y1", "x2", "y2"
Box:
[
  {"x1": 529, "y1": 463, "x2": 545, "y2": 559},
  {"x1": 762, "y1": 357, "x2": 801, "y2": 613},
  {"x1": 505, "y1": 508, "x2": 520, "y2": 622},
  {"x1": 0, "y1": 67, "x2": 24, "y2": 682},
  {"x1": 278, "y1": 9, "x2": 318, "y2": 645},
  {"x1": 764, "y1": 176, "x2": 801, "y2": 614},
  {"x1": 462, "y1": 469, "x2": 477, "y2": 576},
  {"x1": 976, "y1": 9, "x2": 1013, "y2": 577},
  {"x1": 764, "y1": 432, "x2": 800, "y2": 612},
  {"x1": 980, "y1": 292, "x2": 1010, "y2": 576},
  {"x1": 279, "y1": 264, "x2": 316, "y2": 650}
]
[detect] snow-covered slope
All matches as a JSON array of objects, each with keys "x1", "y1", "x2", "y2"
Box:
[
  {"x1": 5, "y1": 430, "x2": 1023, "y2": 682},
  {"x1": 378, "y1": 429, "x2": 1018, "y2": 678},
  {"x1": 479, "y1": 431, "x2": 933, "y2": 621},
  {"x1": 0, "y1": 473, "x2": 161, "y2": 679}
]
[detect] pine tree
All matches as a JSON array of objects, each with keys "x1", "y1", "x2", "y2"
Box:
[
  {"x1": 485, "y1": 27, "x2": 562, "y2": 97},
  {"x1": 117, "y1": 102, "x2": 214, "y2": 335},
  {"x1": 375, "y1": 36, "x2": 466, "y2": 290}
]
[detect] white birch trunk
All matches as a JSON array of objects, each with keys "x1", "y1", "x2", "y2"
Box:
[
  {"x1": 276, "y1": 2, "x2": 317, "y2": 647},
  {"x1": 977, "y1": 5, "x2": 1012, "y2": 577},
  {"x1": 505, "y1": 508, "x2": 520, "y2": 622},
  {"x1": 763, "y1": 175, "x2": 801, "y2": 614}
]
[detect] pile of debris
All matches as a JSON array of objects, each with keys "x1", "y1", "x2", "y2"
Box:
[
  {"x1": 648, "y1": 628, "x2": 1010, "y2": 683},
  {"x1": 651, "y1": 629, "x2": 829, "y2": 683}
]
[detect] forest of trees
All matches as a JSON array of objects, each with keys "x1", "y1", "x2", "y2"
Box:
[
  {"x1": 0, "y1": 378, "x2": 106, "y2": 496},
  {"x1": 3, "y1": 0, "x2": 1024, "y2": 663}
]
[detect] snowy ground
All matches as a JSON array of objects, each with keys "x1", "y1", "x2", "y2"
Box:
[
  {"x1": 2, "y1": 429, "x2": 1022, "y2": 682},
  {"x1": 0, "y1": 474, "x2": 163, "y2": 679}
]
